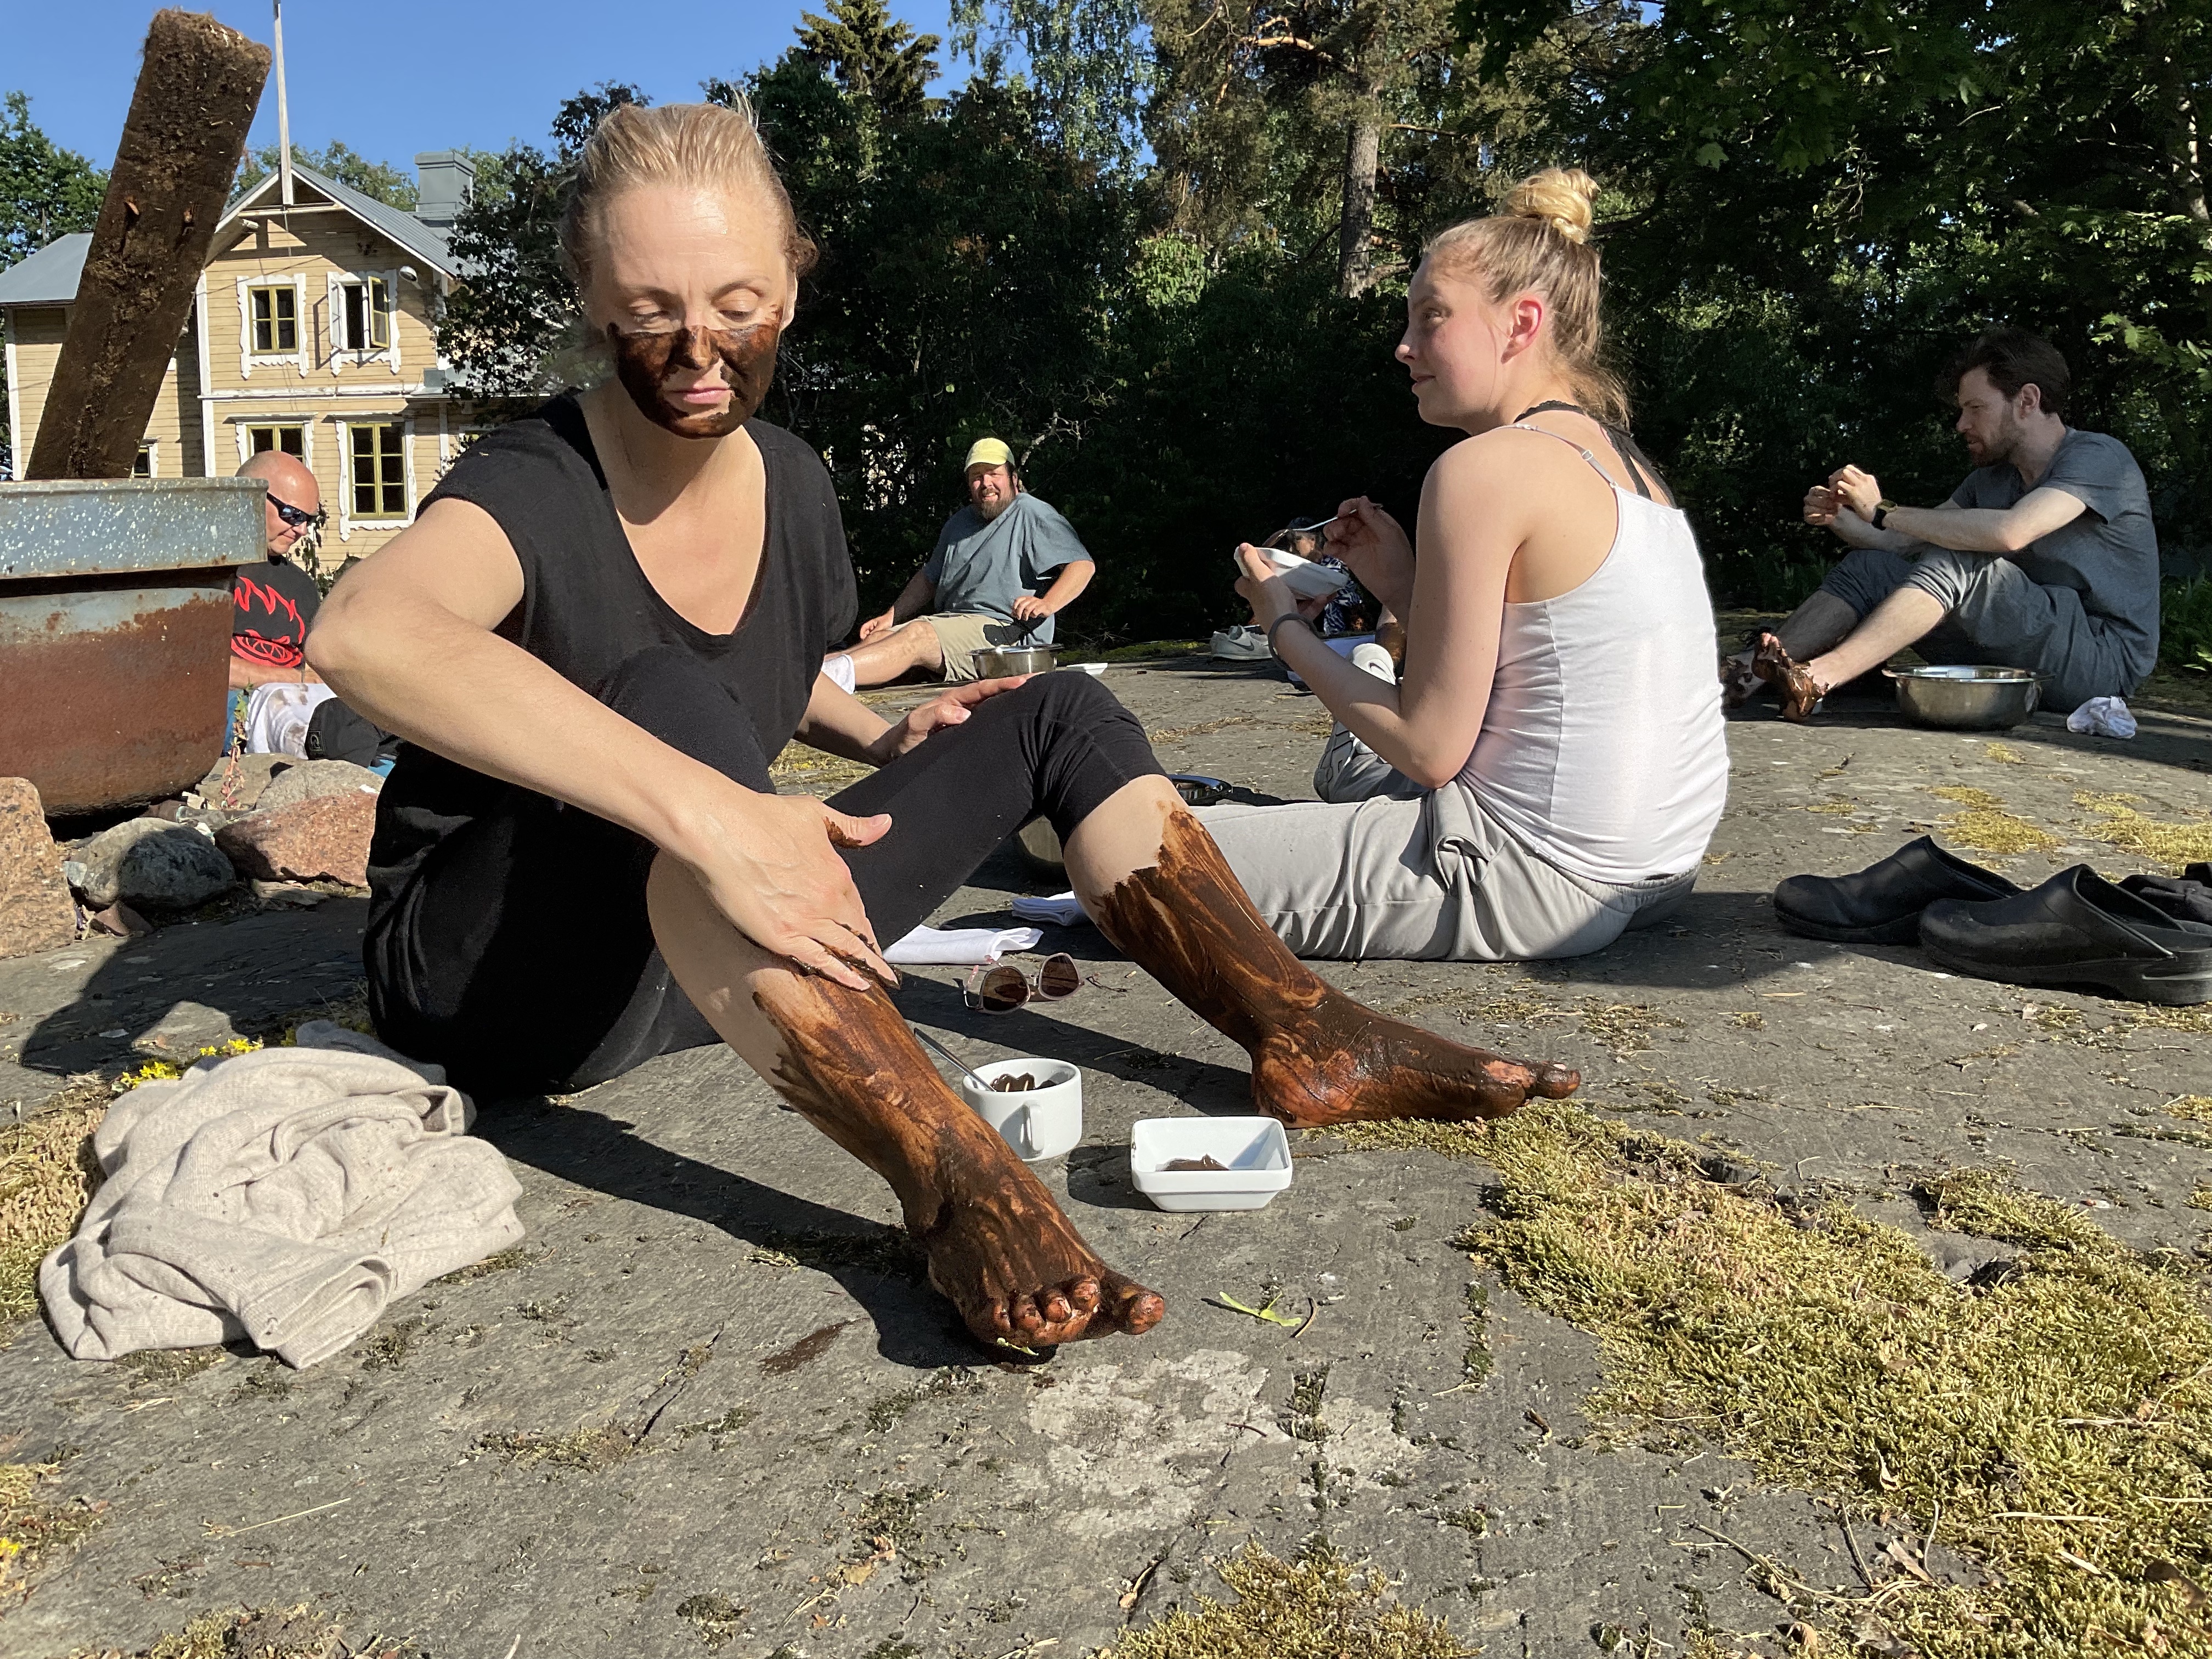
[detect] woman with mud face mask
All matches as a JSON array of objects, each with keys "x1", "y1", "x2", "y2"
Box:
[{"x1": 309, "y1": 101, "x2": 1575, "y2": 1353}]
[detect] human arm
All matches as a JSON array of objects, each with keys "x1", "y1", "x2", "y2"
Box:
[
  {"x1": 1829, "y1": 465, "x2": 2083, "y2": 555},
  {"x1": 1319, "y1": 496, "x2": 1416, "y2": 618},
  {"x1": 1011, "y1": 558, "x2": 1092, "y2": 623},
  {"x1": 305, "y1": 496, "x2": 896, "y2": 990},
  {"x1": 1805, "y1": 480, "x2": 1921, "y2": 554},
  {"x1": 228, "y1": 653, "x2": 323, "y2": 690},
  {"x1": 1238, "y1": 444, "x2": 1516, "y2": 789},
  {"x1": 795, "y1": 672, "x2": 1035, "y2": 765},
  {"x1": 857, "y1": 566, "x2": 938, "y2": 641}
]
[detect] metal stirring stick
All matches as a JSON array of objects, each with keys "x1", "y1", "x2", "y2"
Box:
[{"x1": 912, "y1": 1025, "x2": 994, "y2": 1091}]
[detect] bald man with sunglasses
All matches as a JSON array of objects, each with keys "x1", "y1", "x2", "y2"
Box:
[{"x1": 230, "y1": 451, "x2": 328, "y2": 692}]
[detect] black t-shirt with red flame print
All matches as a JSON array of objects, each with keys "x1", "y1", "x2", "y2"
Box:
[{"x1": 232, "y1": 557, "x2": 322, "y2": 669}]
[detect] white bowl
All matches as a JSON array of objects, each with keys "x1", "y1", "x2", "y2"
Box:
[
  {"x1": 960, "y1": 1058, "x2": 1082, "y2": 1161},
  {"x1": 1130, "y1": 1116, "x2": 1293, "y2": 1212},
  {"x1": 1237, "y1": 547, "x2": 1352, "y2": 600}
]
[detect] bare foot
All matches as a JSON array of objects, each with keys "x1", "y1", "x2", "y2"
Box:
[
  {"x1": 911, "y1": 1137, "x2": 1165, "y2": 1347},
  {"x1": 1249, "y1": 999, "x2": 1579, "y2": 1127},
  {"x1": 1751, "y1": 632, "x2": 1824, "y2": 722}
]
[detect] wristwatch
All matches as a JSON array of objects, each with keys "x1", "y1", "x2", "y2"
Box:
[{"x1": 1871, "y1": 500, "x2": 1899, "y2": 531}]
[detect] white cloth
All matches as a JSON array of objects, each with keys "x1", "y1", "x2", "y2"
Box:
[
  {"x1": 1455, "y1": 429, "x2": 1729, "y2": 884},
  {"x1": 40, "y1": 1022, "x2": 524, "y2": 1369},
  {"x1": 244, "y1": 681, "x2": 341, "y2": 757},
  {"x1": 2067, "y1": 695, "x2": 2137, "y2": 739},
  {"x1": 1010, "y1": 891, "x2": 1089, "y2": 927},
  {"x1": 821, "y1": 654, "x2": 857, "y2": 695},
  {"x1": 883, "y1": 924, "x2": 1043, "y2": 966}
]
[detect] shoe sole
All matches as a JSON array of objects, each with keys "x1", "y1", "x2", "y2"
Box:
[
  {"x1": 1920, "y1": 941, "x2": 2212, "y2": 1006},
  {"x1": 1773, "y1": 908, "x2": 1925, "y2": 946}
]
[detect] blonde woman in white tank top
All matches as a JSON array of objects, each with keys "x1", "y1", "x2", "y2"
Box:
[{"x1": 1197, "y1": 168, "x2": 1729, "y2": 962}]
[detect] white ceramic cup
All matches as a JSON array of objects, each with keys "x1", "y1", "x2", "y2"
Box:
[{"x1": 959, "y1": 1058, "x2": 1082, "y2": 1161}]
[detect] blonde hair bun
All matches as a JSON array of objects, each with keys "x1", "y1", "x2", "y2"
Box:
[{"x1": 1504, "y1": 167, "x2": 1599, "y2": 245}]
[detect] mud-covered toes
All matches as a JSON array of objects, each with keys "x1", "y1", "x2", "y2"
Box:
[
  {"x1": 1534, "y1": 1063, "x2": 1580, "y2": 1098},
  {"x1": 1100, "y1": 1271, "x2": 1166, "y2": 1336},
  {"x1": 1750, "y1": 632, "x2": 1823, "y2": 722},
  {"x1": 966, "y1": 1272, "x2": 1160, "y2": 1350}
]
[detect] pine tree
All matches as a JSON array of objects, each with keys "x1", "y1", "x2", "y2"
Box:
[{"x1": 795, "y1": 0, "x2": 941, "y2": 114}]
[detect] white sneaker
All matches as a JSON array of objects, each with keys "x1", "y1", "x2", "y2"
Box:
[
  {"x1": 821, "y1": 653, "x2": 857, "y2": 693},
  {"x1": 1350, "y1": 642, "x2": 1396, "y2": 683},
  {"x1": 1210, "y1": 624, "x2": 1273, "y2": 662}
]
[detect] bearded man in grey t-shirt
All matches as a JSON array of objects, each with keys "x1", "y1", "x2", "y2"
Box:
[{"x1": 1725, "y1": 329, "x2": 2160, "y2": 719}]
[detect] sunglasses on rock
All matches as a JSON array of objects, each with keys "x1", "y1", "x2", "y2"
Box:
[{"x1": 963, "y1": 953, "x2": 1082, "y2": 1014}]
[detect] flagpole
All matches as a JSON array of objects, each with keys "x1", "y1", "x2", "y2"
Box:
[{"x1": 273, "y1": 0, "x2": 293, "y2": 206}]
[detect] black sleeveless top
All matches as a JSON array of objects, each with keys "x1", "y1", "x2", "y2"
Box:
[{"x1": 365, "y1": 394, "x2": 858, "y2": 906}]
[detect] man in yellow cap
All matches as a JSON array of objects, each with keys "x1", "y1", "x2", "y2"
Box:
[{"x1": 825, "y1": 437, "x2": 1096, "y2": 689}]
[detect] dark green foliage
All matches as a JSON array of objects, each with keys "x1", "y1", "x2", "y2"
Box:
[{"x1": 0, "y1": 92, "x2": 104, "y2": 268}]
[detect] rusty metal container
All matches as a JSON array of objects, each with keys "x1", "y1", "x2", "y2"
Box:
[{"x1": 0, "y1": 477, "x2": 264, "y2": 814}]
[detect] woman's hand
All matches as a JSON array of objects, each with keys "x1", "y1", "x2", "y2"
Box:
[
  {"x1": 1233, "y1": 543, "x2": 1300, "y2": 628},
  {"x1": 871, "y1": 675, "x2": 1030, "y2": 763},
  {"x1": 678, "y1": 783, "x2": 898, "y2": 991},
  {"x1": 1324, "y1": 496, "x2": 1415, "y2": 613}
]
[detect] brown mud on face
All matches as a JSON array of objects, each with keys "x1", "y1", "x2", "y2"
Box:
[
  {"x1": 752, "y1": 972, "x2": 1163, "y2": 1347},
  {"x1": 607, "y1": 320, "x2": 779, "y2": 438},
  {"x1": 1090, "y1": 812, "x2": 1579, "y2": 1127}
]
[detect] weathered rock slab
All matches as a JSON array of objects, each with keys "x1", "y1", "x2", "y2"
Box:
[
  {"x1": 256, "y1": 757, "x2": 382, "y2": 813},
  {"x1": 61, "y1": 817, "x2": 235, "y2": 910},
  {"x1": 215, "y1": 789, "x2": 376, "y2": 888},
  {"x1": 0, "y1": 777, "x2": 77, "y2": 960}
]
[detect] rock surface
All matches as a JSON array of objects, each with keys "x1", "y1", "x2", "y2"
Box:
[
  {"x1": 0, "y1": 777, "x2": 77, "y2": 960},
  {"x1": 192, "y1": 752, "x2": 292, "y2": 812},
  {"x1": 63, "y1": 818, "x2": 235, "y2": 910},
  {"x1": 215, "y1": 789, "x2": 377, "y2": 888},
  {"x1": 257, "y1": 758, "x2": 382, "y2": 813}
]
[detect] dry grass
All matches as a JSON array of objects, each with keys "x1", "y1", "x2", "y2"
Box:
[
  {"x1": 59, "y1": 1601, "x2": 415, "y2": 1658},
  {"x1": 1929, "y1": 786, "x2": 2063, "y2": 857},
  {"x1": 1983, "y1": 743, "x2": 2025, "y2": 765},
  {"x1": 1322, "y1": 1102, "x2": 2212, "y2": 1656},
  {"x1": 0, "y1": 1093, "x2": 108, "y2": 1324},
  {"x1": 2073, "y1": 792, "x2": 2212, "y2": 871},
  {"x1": 767, "y1": 743, "x2": 873, "y2": 798},
  {"x1": 1099, "y1": 1541, "x2": 1475, "y2": 1658},
  {"x1": 2166, "y1": 1096, "x2": 2212, "y2": 1124},
  {"x1": 1, "y1": 1457, "x2": 104, "y2": 1602}
]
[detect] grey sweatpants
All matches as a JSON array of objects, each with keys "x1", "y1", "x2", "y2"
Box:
[
  {"x1": 1197, "y1": 764, "x2": 1695, "y2": 962},
  {"x1": 1818, "y1": 546, "x2": 2144, "y2": 708}
]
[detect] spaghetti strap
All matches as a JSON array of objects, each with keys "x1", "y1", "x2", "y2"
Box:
[
  {"x1": 1509, "y1": 400, "x2": 1662, "y2": 501},
  {"x1": 1508, "y1": 421, "x2": 1618, "y2": 487}
]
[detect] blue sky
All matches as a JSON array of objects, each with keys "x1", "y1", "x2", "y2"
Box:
[{"x1": 9, "y1": 1, "x2": 964, "y2": 174}]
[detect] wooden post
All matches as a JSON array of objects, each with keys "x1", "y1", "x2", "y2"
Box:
[{"x1": 26, "y1": 10, "x2": 269, "y2": 481}]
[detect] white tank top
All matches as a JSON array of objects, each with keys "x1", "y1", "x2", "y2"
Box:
[{"x1": 1456, "y1": 427, "x2": 1729, "y2": 885}]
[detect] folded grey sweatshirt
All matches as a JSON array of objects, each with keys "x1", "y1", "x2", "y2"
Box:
[{"x1": 40, "y1": 1022, "x2": 523, "y2": 1368}]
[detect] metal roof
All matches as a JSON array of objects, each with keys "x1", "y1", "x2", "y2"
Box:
[
  {"x1": 221, "y1": 162, "x2": 459, "y2": 278},
  {"x1": 0, "y1": 234, "x2": 92, "y2": 307},
  {"x1": 0, "y1": 163, "x2": 462, "y2": 309}
]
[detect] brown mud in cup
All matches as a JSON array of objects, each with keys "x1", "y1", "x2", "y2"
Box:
[
  {"x1": 1090, "y1": 812, "x2": 1579, "y2": 1125},
  {"x1": 607, "y1": 320, "x2": 780, "y2": 439}
]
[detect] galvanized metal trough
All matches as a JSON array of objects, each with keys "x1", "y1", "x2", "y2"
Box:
[{"x1": 0, "y1": 477, "x2": 264, "y2": 814}]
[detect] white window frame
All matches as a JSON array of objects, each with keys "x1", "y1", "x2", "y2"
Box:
[
  {"x1": 230, "y1": 417, "x2": 314, "y2": 471},
  {"x1": 133, "y1": 441, "x2": 159, "y2": 478},
  {"x1": 236, "y1": 274, "x2": 311, "y2": 379},
  {"x1": 335, "y1": 415, "x2": 416, "y2": 542},
  {"x1": 325, "y1": 269, "x2": 401, "y2": 376}
]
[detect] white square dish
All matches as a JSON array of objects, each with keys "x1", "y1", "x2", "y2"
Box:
[
  {"x1": 1130, "y1": 1116, "x2": 1294, "y2": 1212},
  {"x1": 1233, "y1": 546, "x2": 1353, "y2": 600}
]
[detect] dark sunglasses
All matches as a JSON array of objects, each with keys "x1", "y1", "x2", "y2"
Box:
[
  {"x1": 963, "y1": 953, "x2": 1082, "y2": 1014},
  {"x1": 267, "y1": 492, "x2": 326, "y2": 530}
]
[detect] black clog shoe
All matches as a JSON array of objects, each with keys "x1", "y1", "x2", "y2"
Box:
[
  {"x1": 1773, "y1": 837, "x2": 2019, "y2": 945},
  {"x1": 1921, "y1": 865, "x2": 2212, "y2": 1005}
]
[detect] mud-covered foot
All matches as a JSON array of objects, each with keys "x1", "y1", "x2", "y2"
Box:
[
  {"x1": 1248, "y1": 1000, "x2": 1579, "y2": 1127},
  {"x1": 914, "y1": 1147, "x2": 1165, "y2": 1349},
  {"x1": 1751, "y1": 632, "x2": 1824, "y2": 722}
]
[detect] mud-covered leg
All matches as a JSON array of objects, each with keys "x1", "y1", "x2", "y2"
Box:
[
  {"x1": 646, "y1": 856, "x2": 1163, "y2": 1347},
  {"x1": 1066, "y1": 795, "x2": 1579, "y2": 1127}
]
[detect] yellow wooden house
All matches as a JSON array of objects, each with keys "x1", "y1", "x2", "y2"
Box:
[{"x1": 0, "y1": 153, "x2": 506, "y2": 569}]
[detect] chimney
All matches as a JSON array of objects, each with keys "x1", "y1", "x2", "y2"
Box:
[{"x1": 414, "y1": 150, "x2": 475, "y2": 229}]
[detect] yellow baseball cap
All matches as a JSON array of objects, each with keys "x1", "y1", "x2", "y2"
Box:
[{"x1": 964, "y1": 437, "x2": 1013, "y2": 472}]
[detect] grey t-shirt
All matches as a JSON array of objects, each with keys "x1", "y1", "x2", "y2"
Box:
[
  {"x1": 922, "y1": 492, "x2": 1092, "y2": 646},
  {"x1": 1949, "y1": 429, "x2": 2160, "y2": 677}
]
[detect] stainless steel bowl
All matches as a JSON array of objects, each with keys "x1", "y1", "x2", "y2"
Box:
[
  {"x1": 1014, "y1": 775, "x2": 1238, "y2": 874},
  {"x1": 972, "y1": 645, "x2": 1058, "y2": 678},
  {"x1": 1886, "y1": 665, "x2": 2042, "y2": 730}
]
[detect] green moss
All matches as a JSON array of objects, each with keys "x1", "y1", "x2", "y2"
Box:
[
  {"x1": 1100, "y1": 1540, "x2": 1474, "y2": 1658},
  {"x1": 1445, "y1": 1099, "x2": 2212, "y2": 1656}
]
